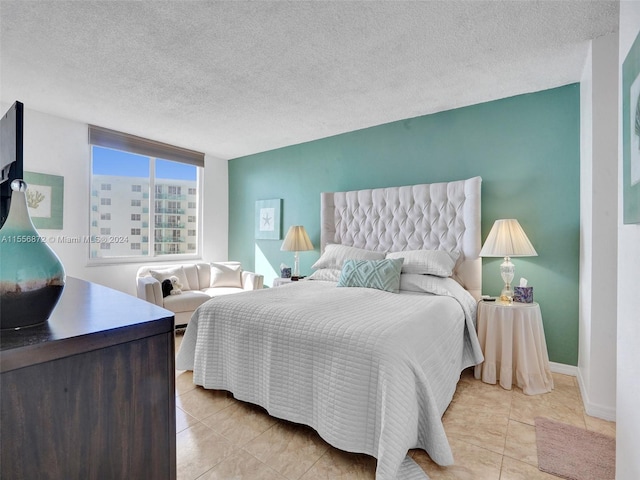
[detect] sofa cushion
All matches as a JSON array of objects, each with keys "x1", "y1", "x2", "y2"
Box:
[
  {"x1": 196, "y1": 263, "x2": 211, "y2": 290},
  {"x1": 163, "y1": 290, "x2": 211, "y2": 313},
  {"x1": 183, "y1": 264, "x2": 200, "y2": 291},
  {"x1": 210, "y1": 262, "x2": 242, "y2": 288},
  {"x1": 149, "y1": 266, "x2": 191, "y2": 291},
  {"x1": 201, "y1": 287, "x2": 246, "y2": 297}
]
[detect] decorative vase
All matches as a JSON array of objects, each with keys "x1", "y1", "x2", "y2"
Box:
[{"x1": 0, "y1": 179, "x2": 65, "y2": 329}]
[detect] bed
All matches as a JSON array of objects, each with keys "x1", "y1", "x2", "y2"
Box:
[{"x1": 176, "y1": 176, "x2": 484, "y2": 480}]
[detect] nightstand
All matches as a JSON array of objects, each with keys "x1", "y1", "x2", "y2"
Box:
[
  {"x1": 474, "y1": 300, "x2": 554, "y2": 395},
  {"x1": 272, "y1": 277, "x2": 293, "y2": 287}
]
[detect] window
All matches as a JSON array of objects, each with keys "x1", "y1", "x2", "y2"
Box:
[
  {"x1": 163, "y1": 215, "x2": 180, "y2": 228},
  {"x1": 89, "y1": 125, "x2": 203, "y2": 261},
  {"x1": 100, "y1": 227, "x2": 111, "y2": 235},
  {"x1": 167, "y1": 201, "x2": 181, "y2": 214}
]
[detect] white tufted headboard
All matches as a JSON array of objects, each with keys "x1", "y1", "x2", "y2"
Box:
[{"x1": 320, "y1": 176, "x2": 482, "y2": 299}]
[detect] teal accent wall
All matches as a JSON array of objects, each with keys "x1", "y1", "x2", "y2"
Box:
[{"x1": 228, "y1": 84, "x2": 580, "y2": 366}]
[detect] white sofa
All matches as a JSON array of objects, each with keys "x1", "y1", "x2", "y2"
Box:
[{"x1": 136, "y1": 262, "x2": 263, "y2": 326}]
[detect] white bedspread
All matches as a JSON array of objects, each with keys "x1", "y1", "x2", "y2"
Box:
[{"x1": 176, "y1": 279, "x2": 483, "y2": 480}]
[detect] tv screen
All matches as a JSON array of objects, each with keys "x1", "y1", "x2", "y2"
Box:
[{"x1": 0, "y1": 101, "x2": 24, "y2": 227}]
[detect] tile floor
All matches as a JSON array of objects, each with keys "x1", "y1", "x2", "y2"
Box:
[{"x1": 174, "y1": 335, "x2": 615, "y2": 480}]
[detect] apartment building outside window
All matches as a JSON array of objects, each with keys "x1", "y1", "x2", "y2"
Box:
[{"x1": 89, "y1": 126, "x2": 203, "y2": 262}]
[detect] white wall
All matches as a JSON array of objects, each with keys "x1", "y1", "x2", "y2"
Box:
[
  {"x1": 578, "y1": 31, "x2": 619, "y2": 421},
  {"x1": 2, "y1": 105, "x2": 229, "y2": 296},
  {"x1": 579, "y1": 42, "x2": 593, "y2": 404},
  {"x1": 617, "y1": 3, "x2": 640, "y2": 478}
]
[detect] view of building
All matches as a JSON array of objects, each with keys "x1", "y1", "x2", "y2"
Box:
[{"x1": 90, "y1": 175, "x2": 198, "y2": 258}]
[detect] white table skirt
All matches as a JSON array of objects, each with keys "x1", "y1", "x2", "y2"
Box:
[{"x1": 474, "y1": 301, "x2": 554, "y2": 395}]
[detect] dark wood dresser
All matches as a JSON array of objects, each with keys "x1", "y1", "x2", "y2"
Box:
[{"x1": 0, "y1": 277, "x2": 176, "y2": 479}]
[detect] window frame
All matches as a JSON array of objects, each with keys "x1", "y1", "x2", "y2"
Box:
[{"x1": 87, "y1": 127, "x2": 204, "y2": 265}]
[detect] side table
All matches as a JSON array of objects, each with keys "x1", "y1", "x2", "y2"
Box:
[
  {"x1": 474, "y1": 300, "x2": 554, "y2": 395},
  {"x1": 272, "y1": 277, "x2": 293, "y2": 287}
]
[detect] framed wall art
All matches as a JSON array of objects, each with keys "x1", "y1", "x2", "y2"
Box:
[
  {"x1": 623, "y1": 29, "x2": 640, "y2": 224},
  {"x1": 24, "y1": 171, "x2": 64, "y2": 229},
  {"x1": 255, "y1": 198, "x2": 282, "y2": 240}
]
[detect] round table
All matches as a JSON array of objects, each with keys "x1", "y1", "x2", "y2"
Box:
[{"x1": 474, "y1": 300, "x2": 554, "y2": 395}]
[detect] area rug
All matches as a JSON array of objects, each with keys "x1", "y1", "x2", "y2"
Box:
[{"x1": 535, "y1": 417, "x2": 615, "y2": 480}]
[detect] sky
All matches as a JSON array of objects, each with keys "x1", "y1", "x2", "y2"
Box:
[{"x1": 92, "y1": 146, "x2": 197, "y2": 180}]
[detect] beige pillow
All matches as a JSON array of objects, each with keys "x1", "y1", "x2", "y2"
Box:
[
  {"x1": 312, "y1": 244, "x2": 385, "y2": 270},
  {"x1": 149, "y1": 266, "x2": 191, "y2": 290},
  {"x1": 210, "y1": 262, "x2": 243, "y2": 288},
  {"x1": 386, "y1": 249, "x2": 459, "y2": 277}
]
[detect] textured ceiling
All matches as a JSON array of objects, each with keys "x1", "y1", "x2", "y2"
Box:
[{"x1": 0, "y1": 1, "x2": 618, "y2": 160}]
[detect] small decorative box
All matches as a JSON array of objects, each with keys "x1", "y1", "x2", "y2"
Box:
[
  {"x1": 281, "y1": 267, "x2": 291, "y2": 278},
  {"x1": 513, "y1": 286, "x2": 533, "y2": 303}
]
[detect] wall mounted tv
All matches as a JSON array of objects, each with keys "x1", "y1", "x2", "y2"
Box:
[{"x1": 0, "y1": 101, "x2": 24, "y2": 227}]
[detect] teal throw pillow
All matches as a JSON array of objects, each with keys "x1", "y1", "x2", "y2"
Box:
[{"x1": 337, "y1": 258, "x2": 404, "y2": 293}]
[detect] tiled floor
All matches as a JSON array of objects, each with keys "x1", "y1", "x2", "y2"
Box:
[{"x1": 174, "y1": 335, "x2": 615, "y2": 480}]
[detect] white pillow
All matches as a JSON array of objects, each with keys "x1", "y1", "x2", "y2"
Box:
[
  {"x1": 307, "y1": 268, "x2": 341, "y2": 282},
  {"x1": 312, "y1": 244, "x2": 385, "y2": 270},
  {"x1": 386, "y1": 249, "x2": 459, "y2": 277},
  {"x1": 399, "y1": 273, "x2": 459, "y2": 296},
  {"x1": 210, "y1": 262, "x2": 243, "y2": 288},
  {"x1": 149, "y1": 266, "x2": 191, "y2": 290}
]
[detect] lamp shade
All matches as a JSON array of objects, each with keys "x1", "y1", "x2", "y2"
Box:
[
  {"x1": 281, "y1": 226, "x2": 314, "y2": 252},
  {"x1": 479, "y1": 219, "x2": 537, "y2": 257}
]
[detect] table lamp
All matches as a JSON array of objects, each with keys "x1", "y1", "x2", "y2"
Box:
[
  {"x1": 281, "y1": 225, "x2": 314, "y2": 279},
  {"x1": 479, "y1": 219, "x2": 537, "y2": 302}
]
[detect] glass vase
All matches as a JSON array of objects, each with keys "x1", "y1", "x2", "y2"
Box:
[{"x1": 0, "y1": 179, "x2": 65, "y2": 329}]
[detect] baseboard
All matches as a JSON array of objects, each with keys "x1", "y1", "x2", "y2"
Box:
[
  {"x1": 549, "y1": 362, "x2": 616, "y2": 422},
  {"x1": 549, "y1": 362, "x2": 579, "y2": 376},
  {"x1": 576, "y1": 367, "x2": 617, "y2": 422}
]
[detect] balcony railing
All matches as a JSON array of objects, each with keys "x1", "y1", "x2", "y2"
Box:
[
  {"x1": 154, "y1": 237, "x2": 186, "y2": 243},
  {"x1": 156, "y1": 208, "x2": 185, "y2": 214},
  {"x1": 155, "y1": 223, "x2": 186, "y2": 229},
  {"x1": 155, "y1": 193, "x2": 187, "y2": 200},
  {"x1": 154, "y1": 246, "x2": 187, "y2": 255}
]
